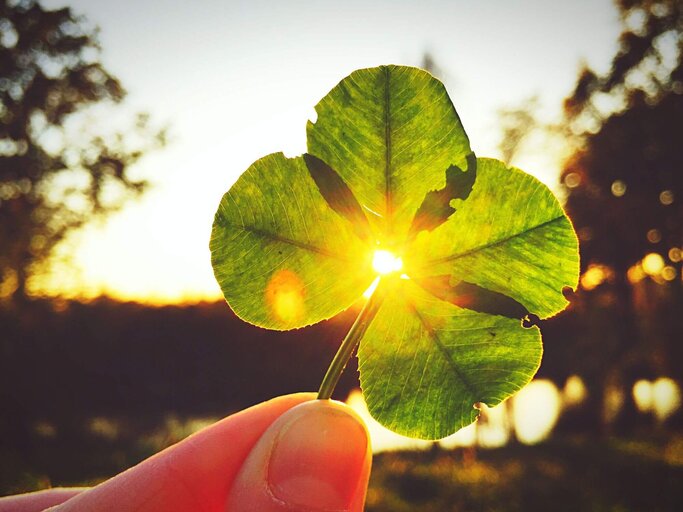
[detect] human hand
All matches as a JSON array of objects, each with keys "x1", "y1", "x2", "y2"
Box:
[{"x1": 0, "y1": 393, "x2": 372, "y2": 511}]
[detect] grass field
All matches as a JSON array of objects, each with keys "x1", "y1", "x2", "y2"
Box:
[
  {"x1": 366, "y1": 435, "x2": 683, "y2": 511},
  {"x1": 3, "y1": 425, "x2": 683, "y2": 511}
]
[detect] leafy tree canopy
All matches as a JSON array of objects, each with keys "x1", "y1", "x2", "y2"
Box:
[
  {"x1": 0, "y1": 0, "x2": 164, "y2": 302},
  {"x1": 562, "y1": 0, "x2": 682, "y2": 276}
]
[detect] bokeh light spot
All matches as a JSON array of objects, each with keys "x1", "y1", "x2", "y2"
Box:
[
  {"x1": 659, "y1": 190, "x2": 674, "y2": 205},
  {"x1": 611, "y1": 179, "x2": 627, "y2": 197},
  {"x1": 513, "y1": 380, "x2": 561, "y2": 445},
  {"x1": 633, "y1": 378, "x2": 682, "y2": 423},
  {"x1": 627, "y1": 263, "x2": 646, "y2": 283},
  {"x1": 563, "y1": 375, "x2": 587, "y2": 406},
  {"x1": 580, "y1": 264, "x2": 611, "y2": 290},
  {"x1": 564, "y1": 172, "x2": 581, "y2": 188},
  {"x1": 653, "y1": 378, "x2": 682, "y2": 422},
  {"x1": 647, "y1": 228, "x2": 662, "y2": 243},
  {"x1": 662, "y1": 266, "x2": 677, "y2": 281},
  {"x1": 633, "y1": 380, "x2": 653, "y2": 412},
  {"x1": 642, "y1": 253, "x2": 665, "y2": 275}
]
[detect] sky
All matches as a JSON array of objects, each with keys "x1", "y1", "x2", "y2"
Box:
[{"x1": 42, "y1": 0, "x2": 622, "y2": 303}]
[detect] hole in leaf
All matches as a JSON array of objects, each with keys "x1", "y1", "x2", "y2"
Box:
[
  {"x1": 408, "y1": 152, "x2": 477, "y2": 239},
  {"x1": 521, "y1": 313, "x2": 540, "y2": 328}
]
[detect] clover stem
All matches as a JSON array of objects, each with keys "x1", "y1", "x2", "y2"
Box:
[{"x1": 317, "y1": 278, "x2": 385, "y2": 400}]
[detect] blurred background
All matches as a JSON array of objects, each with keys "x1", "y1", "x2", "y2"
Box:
[{"x1": 1, "y1": 0, "x2": 682, "y2": 510}]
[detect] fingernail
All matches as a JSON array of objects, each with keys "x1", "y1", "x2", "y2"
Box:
[{"x1": 267, "y1": 405, "x2": 368, "y2": 511}]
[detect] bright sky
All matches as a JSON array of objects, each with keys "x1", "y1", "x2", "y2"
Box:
[{"x1": 42, "y1": 0, "x2": 621, "y2": 303}]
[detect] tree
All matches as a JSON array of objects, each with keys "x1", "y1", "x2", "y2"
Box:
[
  {"x1": 554, "y1": 0, "x2": 683, "y2": 432},
  {"x1": 0, "y1": 0, "x2": 164, "y2": 303},
  {"x1": 496, "y1": 95, "x2": 540, "y2": 166},
  {"x1": 562, "y1": 0, "x2": 682, "y2": 275}
]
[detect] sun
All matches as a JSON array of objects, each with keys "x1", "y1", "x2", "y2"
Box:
[{"x1": 372, "y1": 249, "x2": 403, "y2": 275}]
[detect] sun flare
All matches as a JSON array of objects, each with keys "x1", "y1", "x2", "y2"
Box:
[{"x1": 372, "y1": 250, "x2": 403, "y2": 275}]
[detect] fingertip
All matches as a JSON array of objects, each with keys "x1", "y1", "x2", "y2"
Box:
[
  {"x1": 50, "y1": 394, "x2": 317, "y2": 512},
  {"x1": 227, "y1": 399, "x2": 371, "y2": 512}
]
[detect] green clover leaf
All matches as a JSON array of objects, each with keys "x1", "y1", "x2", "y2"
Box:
[{"x1": 210, "y1": 65, "x2": 579, "y2": 440}]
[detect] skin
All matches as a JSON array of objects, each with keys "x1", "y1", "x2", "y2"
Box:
[{"x1": 0, "y1": 394, "x2": 372, "y2": 512}]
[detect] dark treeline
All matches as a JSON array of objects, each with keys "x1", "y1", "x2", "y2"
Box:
[
  {"x1": 1, "y1": 288, "x2": 679, "y2": 438},
  {"x1": 0, "y1": 298, "x2": 360, "y2": 422},
  {"x1": 0, "y1": 298, "x2": 362, "y2": 491},
  {"x1": 1, "y1": 290, "x2": 681, "y2": 493}
]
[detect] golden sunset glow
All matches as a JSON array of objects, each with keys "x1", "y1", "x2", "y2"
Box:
[{"x1": 23, "y1": 0, "x2": 622, "y2": 304}]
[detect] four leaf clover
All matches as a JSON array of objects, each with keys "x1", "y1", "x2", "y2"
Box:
[{"x1": 211, "y1": 65, "x2": 579, "y2": 439}]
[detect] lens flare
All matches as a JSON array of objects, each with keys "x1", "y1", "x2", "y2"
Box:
[
  {"x1": 362, "y1": 277, "x2": 380, "y2": 299},
  {"x1": 265, "y1": 269, "x2": 305, "y2": 324},
  {"x1": 372, "y1": 250, "x2": 403, "y2": 275}
]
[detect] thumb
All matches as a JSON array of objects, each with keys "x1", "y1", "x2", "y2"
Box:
[{"x1": 226, "y1": 399, "x2": 372, "y2": 512}]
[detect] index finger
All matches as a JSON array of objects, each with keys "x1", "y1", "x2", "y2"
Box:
[
  {"x1": 0, "y1": 488, "x2": 86, "y2": 512},
  {"x1": 51, "y1": 393, "x2": 315, "y2": 511}
]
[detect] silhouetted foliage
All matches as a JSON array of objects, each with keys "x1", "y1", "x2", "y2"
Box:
[
  {"x1": 2, "y1": 297, "x2": 680, "y2": 495},
  {"x1": 0, "y1": 297, "x2": 361, "y2": 492},
  {"x1": 547, "y1": 0, "x2": 683, "y2": 432},
  {"x1": 496, "y1": 95, "x2": 540, "y2": 165},
  {"x1": 421, "y1": 52, "x2": 444, "y2": 80},
  {"x1": 0, "y1": 0, "x2": 164, "y2": 302},
  {"x1": 0, "y1": 298, "x2": 358, "y2": 419},
  {"x1": 562, "y1": 0, "x2": 682, "y2": 274}
]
